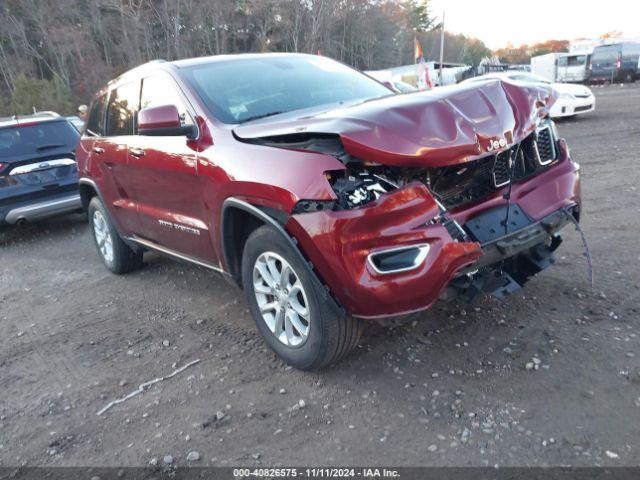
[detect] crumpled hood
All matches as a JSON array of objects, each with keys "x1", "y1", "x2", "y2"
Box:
[{"x1": 233, "y1": 79, "x2": 556, "y2": 168}]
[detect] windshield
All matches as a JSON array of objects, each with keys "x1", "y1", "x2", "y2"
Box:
[
  {"x1": 181, "y1": 55, "x2": 392, "y2": 124},
  {"x1": 509, "y1": 74, "x2": 551, "y2": 84},
  {"x1": 559, "y1": 55, "x2": 587, "y2": 67},
  {"x1": 0, "y1": 120, "x2": 79, "y2": 157}
]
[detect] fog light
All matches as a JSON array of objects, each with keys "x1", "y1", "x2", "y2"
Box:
[{"x1": 367, "y1": 244, "x2": 430, "y2": 274}]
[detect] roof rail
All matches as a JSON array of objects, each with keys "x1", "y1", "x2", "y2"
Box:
[
  {"x1": 131, "y1": 59, "x2": 167, "y2": 70},
  {"x1": 0, "y1": 111, "x2": 63, "y2": 126},
  {"x1": 110, "y1": 59, "x2": 168, "y2": 86},
  {"x1": 32, "y1": 111, "x2": 61, "y2": 117}
]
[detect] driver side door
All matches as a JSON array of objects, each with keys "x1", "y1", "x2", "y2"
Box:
[{"x1": 125, "y1": 73, "x2": 217, "y2": 264}]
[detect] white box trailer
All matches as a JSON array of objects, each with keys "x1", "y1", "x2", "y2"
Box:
[{"x1": 530, "y1": 53, "x2": 566, "y2": 81}]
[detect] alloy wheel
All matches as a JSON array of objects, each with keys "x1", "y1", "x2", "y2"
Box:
[
  {"x1": 252, "y1": 251, "x2": 310, "y2": 347},
  {"x1": 92, "y1": 210, "x2": 114, "y2": 265}
]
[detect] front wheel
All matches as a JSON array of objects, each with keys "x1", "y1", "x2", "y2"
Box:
[{"x1": 241, "y1": 225, "x2": 362, "y2": 370}]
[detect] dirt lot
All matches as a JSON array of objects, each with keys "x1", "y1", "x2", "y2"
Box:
[{"x1": 1, "y1": 84, "x2": 639, "y2": 468}]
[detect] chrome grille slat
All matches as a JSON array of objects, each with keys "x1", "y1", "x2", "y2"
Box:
[
  {"x1": 535, "y1": 127, "x2": 555, "y2": 164},
  {"x1": 430, "y1": 127, "x2": 558, "y2": 208}
]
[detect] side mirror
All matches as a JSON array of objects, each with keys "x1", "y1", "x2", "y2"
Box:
[{"x1": 138, "y1": 104, "x2": 196, "y2": 138}]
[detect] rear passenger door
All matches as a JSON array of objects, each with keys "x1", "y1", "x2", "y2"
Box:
[
  {"x1": 125, "y1": 73, "x2": 216, "y2": 263},
  {"x1": 92, "y1": 81, "x2": 143, "y2": 235}
]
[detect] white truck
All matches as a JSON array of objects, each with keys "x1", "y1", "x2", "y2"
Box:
[{"x1": 557, "y1": 52, "x2": 591, "y2": 83}]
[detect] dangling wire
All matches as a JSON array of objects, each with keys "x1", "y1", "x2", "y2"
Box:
[{"x1": 564, "y1": 207, "x2": 594, "y2": 289}]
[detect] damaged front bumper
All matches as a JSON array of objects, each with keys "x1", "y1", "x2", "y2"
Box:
[
  {"x1": 446, "y1": 204, "x2": 577, "y2": 302},
  {"x1": 286, "y1": 142, "x2": 580, "y2": 319}
]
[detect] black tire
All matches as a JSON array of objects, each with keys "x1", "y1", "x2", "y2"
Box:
[
  {"x1": 241, "y1": 225, "x2": 362, "y2": 370},
  {"x1": 88, "y1": 196, "x2": 142, "y2": 274},
  {"x1": 623, "y1": 71, "x2": 635, "y2": 83}
]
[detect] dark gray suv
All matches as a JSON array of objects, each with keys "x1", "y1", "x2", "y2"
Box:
[{"x1": 0, "y1": 113, "x2": 81, "y2": 226}]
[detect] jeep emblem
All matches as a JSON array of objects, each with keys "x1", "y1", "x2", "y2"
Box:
[{"x1": 487, "y1": 137, "x2": 508, "y2": 152}]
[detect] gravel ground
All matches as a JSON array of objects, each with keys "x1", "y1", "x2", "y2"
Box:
[{"x1": 1, "y1": 83, "x2": 639, "y2": 468}]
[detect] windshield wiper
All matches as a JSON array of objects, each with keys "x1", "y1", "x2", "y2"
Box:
[
  {"x1": 239, "y1": 111, "x2": 286, "y2": 123},
  {"x1": 36, "y1": 143, "x2": 65, "y2": 151}
]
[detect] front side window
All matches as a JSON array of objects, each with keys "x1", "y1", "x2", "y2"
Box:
[
  {"x1": 140, "y1": 74, "x2": 194, "y2": 126},
  {"x1": 86, "y1": 93, "x2": 108, "y2": 137},
  {"x1": 181, "y1": 55, "x2": 391, "y2": 124},
  {"x1": 106, "y1": 82, "x2": 140, "y2": 136}
]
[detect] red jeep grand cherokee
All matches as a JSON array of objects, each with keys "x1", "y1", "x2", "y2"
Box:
[{"x1": 77, "y1": 54, "x2": 581, "y2": 370}]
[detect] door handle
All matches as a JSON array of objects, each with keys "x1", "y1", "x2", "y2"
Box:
[
  {"x1": 92, "y1": 147, "x2": 105, "y2": 154},
  {"x1": 130, "y1": 148, "x2": 146, "y2": 158}
]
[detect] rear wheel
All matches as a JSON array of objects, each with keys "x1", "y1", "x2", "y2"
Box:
[
  {"x1": 88, "y1": 196, "x2": 142, "y2": 274},
  {"x1": 241, "y1": 225, "x2": 362, "y2": 370},
  {"x1": 623, "y1": 71, "x2": 635, "y2": 83}
]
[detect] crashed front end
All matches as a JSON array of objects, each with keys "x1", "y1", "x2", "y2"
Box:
[{"x1": 237, "y1": 80, "x2": 581, "y2": 319}]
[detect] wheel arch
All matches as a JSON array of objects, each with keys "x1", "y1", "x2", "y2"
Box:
[
  {"x1": 220, "y1": 197, "x2": 344, "y2": 317},
  {"x1": 221, "y1": 197, "x2": 292, "y2": 287},
  {"x1": 78, "y1": 178, "x2": 100, "y2": 211},
  {"x1": 78, "y1": 177, "x2": 141, "y2": 253}
]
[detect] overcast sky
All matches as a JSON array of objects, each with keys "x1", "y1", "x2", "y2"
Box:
[{"x1": 428, "y1": 0, "x2": 640, "y2": 49}]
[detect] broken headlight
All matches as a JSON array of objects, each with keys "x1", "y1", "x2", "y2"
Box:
[
  {"x1": 291, "y1": 166, "x2": 402, "y2": 214},
  {"x1": 329, "y1": 170, "x2": 398, "y2": 209}
]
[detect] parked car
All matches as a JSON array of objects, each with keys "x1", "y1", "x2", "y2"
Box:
[
  {"x1": 462, "y1": 72, "x2": 595, "y2": 118},
  {"x1": 66, "y1": 115, "x2": 85, "y2": 131},
  {"x1": 589, "y1": 42, "x2": 640, "y2": 83},
  {"x1": 380, "y1": 80, "x2": 418, "y2": 94},
  {"x1": 0, "y1": 112, "x2": 81, "y2": 226},
  {"x1": 78, "y1": 54, "x2": 581, "y2": 370}
]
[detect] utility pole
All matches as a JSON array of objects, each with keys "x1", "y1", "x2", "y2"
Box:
[{"x1": 439, "y1": 11, "x2": 445, "y2": 85}]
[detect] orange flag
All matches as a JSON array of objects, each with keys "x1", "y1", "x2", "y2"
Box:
[{"x1": 415, "y1": 40, "x2": 424, "y2": 62}]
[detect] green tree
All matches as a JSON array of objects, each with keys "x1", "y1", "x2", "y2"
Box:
[
  {"x1": 6, "y1": 74, "x2": 74, "y2": 116},
  {"x1": 406, "y1": 0, "x2": 438, "y2": 33}
]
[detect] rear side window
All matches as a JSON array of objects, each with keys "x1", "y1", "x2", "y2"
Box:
[
  {"x1": 140, "y1": 74, "x2": 194, "y2": 126},
  {"x1": 86, "y1": 94, "x2": 108, "y2": 137},
  {"x1": 106, "y1": 82, "x2": 140, "y2": 136}
]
